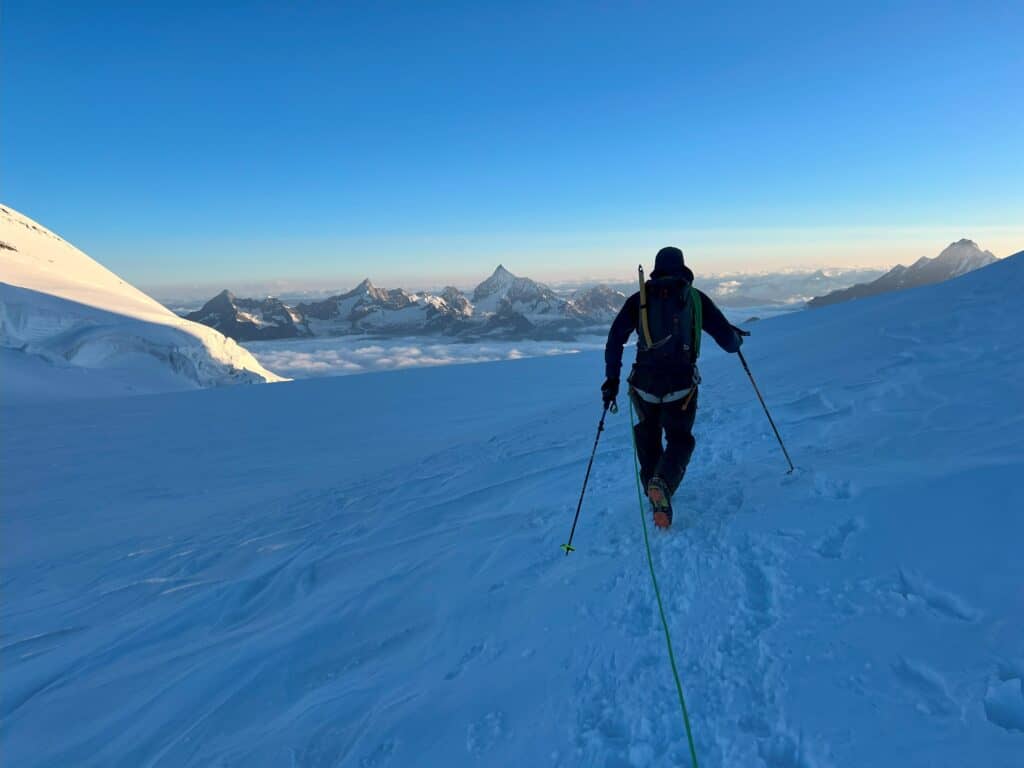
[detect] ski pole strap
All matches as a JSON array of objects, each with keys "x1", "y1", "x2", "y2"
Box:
[{"x1": 628, "y1": 399, "x2": 701, "y2": 767}]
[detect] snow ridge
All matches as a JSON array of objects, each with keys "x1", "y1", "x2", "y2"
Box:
[{"x1": 0, "y1": 204, "x2": 285, "y2": 399}]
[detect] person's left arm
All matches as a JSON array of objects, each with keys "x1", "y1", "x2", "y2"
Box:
[{"x1": 698, "y1": 290, "x2": 744, "y2": 353}]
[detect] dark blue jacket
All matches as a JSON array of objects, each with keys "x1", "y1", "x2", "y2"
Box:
[{"x1": 604, "y1": 286, "x2": 739, "y2": 381}]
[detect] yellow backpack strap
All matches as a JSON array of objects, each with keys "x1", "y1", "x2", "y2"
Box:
[{"x1": 638, "y1": 264, "x2": 654, "y2": 348}]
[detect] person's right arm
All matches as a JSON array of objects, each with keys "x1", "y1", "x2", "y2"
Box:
[{"x1": 604, "y1": 292, "x2": 639, "y2": 380}]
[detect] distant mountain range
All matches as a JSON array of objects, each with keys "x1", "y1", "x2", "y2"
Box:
[
  {"x1": 184, "y1": 242, "x2": 1004, "y2": 343},
  {"x1": 186, "y1": 265, "x2": 628, "y2": 342},
  {"x1": 808, "y1": 240, "x2": 997, "y2": 308}
]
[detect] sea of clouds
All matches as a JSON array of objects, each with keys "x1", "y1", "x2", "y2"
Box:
[
  {"x1": 245, "y1": 336, "x2": 608, "y2": 379},
  {"x1": 243, "y1": 302, "x2": 797, "y2": 380}
]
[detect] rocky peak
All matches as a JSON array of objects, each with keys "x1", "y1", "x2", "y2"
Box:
[
  {"x1": 441, "y1": 286, "x2": 473, "y2": 315},
  {"x1": 199, "y1": 289, "x2": 238, "y2": 314},
  {"x1": 473, "y1": 265, "x2": 520, "y2": 301},
  {"x1": 341, "y1": 278, "x2": 395, "y2": 304},
  {"x1": 570, "y1": 285, "x2": 627, "y2": 320}
]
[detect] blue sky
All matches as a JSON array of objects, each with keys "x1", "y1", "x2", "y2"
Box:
[{"x1": 2, "y1": 1, "x2": 1022, "y2": 291}]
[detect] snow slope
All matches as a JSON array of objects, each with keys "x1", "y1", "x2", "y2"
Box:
[
  {"x1": 0, "y1": 205, "x2": 284, "y2": 399},
  {"x1": 1, "y1": 254, "x2": 1022, "y2": 766}
]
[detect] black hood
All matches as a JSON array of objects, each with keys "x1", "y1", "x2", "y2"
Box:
[{"x1": 651, "y1": 246, "x2": 688, "y2": 279}]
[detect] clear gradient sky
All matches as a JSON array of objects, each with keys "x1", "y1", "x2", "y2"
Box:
[{"x1": 2, "y1": 1, "x2": 1022, "y2": 292}]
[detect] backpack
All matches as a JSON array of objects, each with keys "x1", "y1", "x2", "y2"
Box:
[{"x1": 630, "y1": 268, "x2": 704, "y2": 398}]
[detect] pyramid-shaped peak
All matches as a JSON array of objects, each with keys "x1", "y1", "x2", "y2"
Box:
[
  {"x1": 491, "y1": 264, "x2": 515, "y2": 278},
  {"x1": 473, "y1": 264, "x2": 522, "y2": 301},
  {"x1": 352, "y1": 278, "x2": 385, "y2": 292},
  {"x1": 207, "y1": 289, "x2": 237, "y2": 308}
]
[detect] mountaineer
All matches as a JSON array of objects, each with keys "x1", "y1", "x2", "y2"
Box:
[{"x1": 603, "y1": 246, "x2": 744, "y2": 528}]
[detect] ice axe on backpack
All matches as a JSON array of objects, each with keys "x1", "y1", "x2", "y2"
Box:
[{"x1": 733, "y1": 327, "x2": 795, "y2": 474}]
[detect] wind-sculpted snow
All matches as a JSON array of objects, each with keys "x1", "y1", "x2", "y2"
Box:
[
  {"x1": 1, "y1": 255, "x2": 1021, "y2": 766},
  {"x1": 0, "y1": 205, "x2": 285, "y2": 399}
]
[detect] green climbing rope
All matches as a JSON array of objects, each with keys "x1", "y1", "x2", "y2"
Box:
[{"x1": 628, "y1": 397, "x2": 700, "y2": 768}]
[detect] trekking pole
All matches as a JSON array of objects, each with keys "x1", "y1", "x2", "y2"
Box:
[
  {"x1": 561, "y1": 399, "x2": 617, "y2": 555},
  {"x1": 738, "y1": 348, "x2": 795, "y2": 474}
]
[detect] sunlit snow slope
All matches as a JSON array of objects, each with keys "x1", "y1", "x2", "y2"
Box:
[
  {"x1": 1, "y1": 254, "x2": 1022, "y2": 767},
  {"x1": 0, "y1": 205, "x2": 284, "y2": 399}
]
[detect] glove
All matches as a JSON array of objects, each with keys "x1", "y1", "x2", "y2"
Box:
[{"x1": 601, "y1": 377, "x2": 620, "y2": 406}]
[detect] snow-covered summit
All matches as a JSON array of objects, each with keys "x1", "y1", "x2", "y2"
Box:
[
  {"x1": 351, "y1": 278, "x2": 405, "y2": 306},
  {"x1": 930, "y1": 238, "x2": 997, "y2": 277},
  {"x1": 570, "y1": 284, "x2": 628, "y2": 321},
  {"x1": 293, "y1": 277, "x2": 471, "y2": 335},
  {"x1": 0, "y1": 204, "x2": 285, "y2": 399},
  {"x1": 808, "y1": 238, "x2": 1000, "y2": 308},
  {"x1": 471, "y1": 264, "x2": 518, "y2": 301},
  {"x1": 440, "y1": 285, "x2": 473, "y2": 317},
  {"x1": 299, "y1": 279, "x2": 415, "y2": 321},
  {"x1": 471, "y1": 264, "x2": 575, "y2": 320}
]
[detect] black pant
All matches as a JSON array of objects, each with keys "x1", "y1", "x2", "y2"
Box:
[{"x1": 631, "y1": 389, "x2": 698, "y2": 497}]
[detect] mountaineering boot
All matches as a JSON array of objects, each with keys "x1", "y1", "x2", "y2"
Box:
[{"x1": 646, "y1": 477, "x2": 673, "y2": 529}]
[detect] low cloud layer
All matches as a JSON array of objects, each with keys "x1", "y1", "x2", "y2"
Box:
[{"x1": 246, "y1": 336, "x2": 607, "y2": 379}]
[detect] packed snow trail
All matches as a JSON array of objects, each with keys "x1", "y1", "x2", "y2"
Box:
[{"x1": 2, "y1": 256, "x2": 1023, "y2": 766}]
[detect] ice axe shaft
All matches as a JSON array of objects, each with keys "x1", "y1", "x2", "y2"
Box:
[{"x1": 738, "y1": 349, "x2": 795, "y2": 474}]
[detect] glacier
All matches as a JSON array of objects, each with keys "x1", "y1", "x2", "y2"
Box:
[
  {"x1": 0, "y1": 205, "x2": 284, "y2": 400},
  {"x1": 1, "y1": 250, "x2": 1022, "y2": 766}
]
